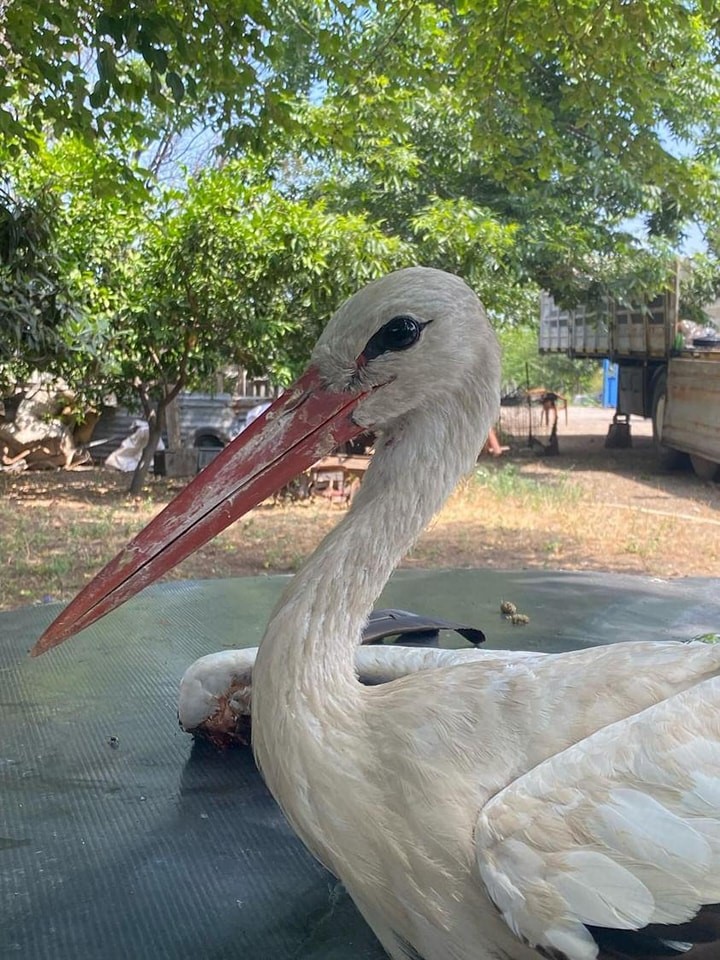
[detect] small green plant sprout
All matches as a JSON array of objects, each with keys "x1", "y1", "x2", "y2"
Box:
[{"x1": 688, "y1": 632, "x2": 720, "y2": 644}]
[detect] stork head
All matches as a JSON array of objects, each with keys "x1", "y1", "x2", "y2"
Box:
[
  {"x1": 313, "y1": 266, "x2": 500, "y2": 430},
  {"x1": 32, "y1": 267, "x2": 500, "y2": 655}
]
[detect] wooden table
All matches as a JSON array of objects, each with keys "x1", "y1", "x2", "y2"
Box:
[{"x1": 309, "y1": 453, "x2": 372, "y2": 503}]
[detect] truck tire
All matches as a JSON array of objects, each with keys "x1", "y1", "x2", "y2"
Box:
[
  {"x1": 651, "y1": 370, "x2": 686, "y2": 470},
  {"x1": 690, "y1": 454, "x2": 720, "y2": 481}
]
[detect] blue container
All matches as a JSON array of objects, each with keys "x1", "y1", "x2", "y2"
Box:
[{"x1": 602, "y1": 359, "x2": 618, "y2": 408}]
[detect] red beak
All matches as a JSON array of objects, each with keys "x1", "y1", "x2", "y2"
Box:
[{"x1": 32, "y1": 367, "x2": 367, "y2": 656}]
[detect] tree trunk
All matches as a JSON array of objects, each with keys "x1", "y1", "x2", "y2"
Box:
[
  {"x1": 128, "y1": 399, "x2": 166, "y2": 496},
  {"x1": 128, "y1": 379, "x2": 185, "y2": 497},
  {"x1": 165, "y1": 396, "x2": 182, "y2": 451}
]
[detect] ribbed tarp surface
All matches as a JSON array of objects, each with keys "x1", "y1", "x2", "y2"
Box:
[{"x1": 2, "y1": 570, "x2": 719, "y2": 959}]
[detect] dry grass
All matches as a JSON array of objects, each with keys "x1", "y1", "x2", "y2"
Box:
[{"x1": 1, "y1": 415, "x2": 719, "y2": 613}]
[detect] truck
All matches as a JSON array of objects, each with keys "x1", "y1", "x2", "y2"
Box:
[{"x1": 539, "y1": 280, "x2": 720, "y2": 480}]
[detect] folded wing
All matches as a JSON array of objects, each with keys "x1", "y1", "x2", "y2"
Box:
[{"x1": 476, "y1": 674, "x2": 720, "y2": 960}]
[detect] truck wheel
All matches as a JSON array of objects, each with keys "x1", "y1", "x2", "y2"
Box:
[
  {"x1": 651, "y1": 371, "x2": 686, "y2": 470},
  {"x1": 690, "y1": 454, "x2": 720, "y2": 481}
]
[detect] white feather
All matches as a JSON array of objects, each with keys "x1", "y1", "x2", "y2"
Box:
[
  {"x1": 553, "y1": 850, "x2": 654, "y2": 927},
  {"x1": 594, "y1": 788, "x2": 711, "y2": 872}
]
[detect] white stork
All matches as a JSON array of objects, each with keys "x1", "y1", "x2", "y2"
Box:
[{"x1": 34, "y1": 267, "x2": 720, "y2": 960}]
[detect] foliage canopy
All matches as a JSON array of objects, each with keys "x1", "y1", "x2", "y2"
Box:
[
  {"x1": 2, "y1": 0, "x2": 720, "y2": 490},
  {"x1": 0, "y1": 0, "x2": 370, "y2": 151}
]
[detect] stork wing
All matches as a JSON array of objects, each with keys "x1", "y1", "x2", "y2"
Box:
[
  {"x1": 178, "y1": 608, "x2": 490, "y2": 737},
  {"x1": 475, "y1": 674, "x2": 720, "y2": 960},
  {"x1": 178, "y1": 644, "x2": 526, "y2": 736}
]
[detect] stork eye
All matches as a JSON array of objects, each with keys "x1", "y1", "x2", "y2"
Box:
[
  {"x1": 382, "y1": 315, "x2": 422, "y2": 350},
  {"x1": 361, "y1": 315, "x2": 426, "y2": 363}
]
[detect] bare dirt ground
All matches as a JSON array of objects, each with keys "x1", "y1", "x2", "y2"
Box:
[{"x1": 1, "y1": 406, "x2": 718, "y2": 611}]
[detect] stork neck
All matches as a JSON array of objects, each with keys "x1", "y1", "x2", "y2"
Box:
[{"x1": 253, "y1": 402, "x2": 481, "y2": 710}]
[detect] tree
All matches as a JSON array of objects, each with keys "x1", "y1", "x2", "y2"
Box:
[
  {"x1": 0, "y1": 0, "x2": 374, "y2": 152},
  {"x1": 0, "y1": 185, "x2": 73, "y2": 390},
  {"x1": 4, "y1": 0, "x2": 720, "y2": 489},
  {"x1": 295, "y1": 1, "x2": 720, "y2": 301},
  {"x1": 8, "y1": 1, "x2": 720, "y2": 299},
  {"x1": 92, "y1": 160, "x2": 411, "y2": 493},
  {"x1": 1, "y1": 137, "x2": 150, "y2": 411}
]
